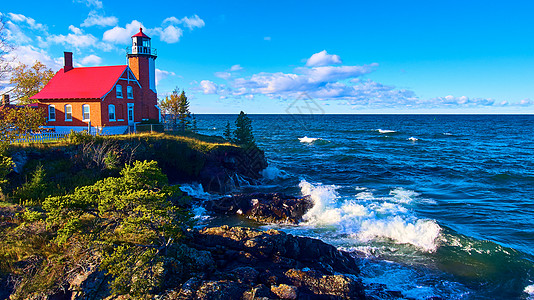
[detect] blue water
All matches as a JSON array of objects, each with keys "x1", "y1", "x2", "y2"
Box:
[{"x1": 194, "y1": 114, "x2": 534, "y2": 299}]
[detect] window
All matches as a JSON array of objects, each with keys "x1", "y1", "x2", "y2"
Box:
[
  {"x1": 65, "y1": 105, "x2": 72, "y2": 121},
  {"x1": 116, "y1": 85, "x2": 123, "y2": 98},
  {"x1": 48, "y1": 105, "x2": 56, "y2": 121},
  {"x1": 127, "y1": 86, "x2": 133, "y2": 99},
  {"x1": 108, "y1": 104, "x2": 116, "y2": 121},
  {"x1": 82, "y1": 104, "x2": 90, "y2": 121}
]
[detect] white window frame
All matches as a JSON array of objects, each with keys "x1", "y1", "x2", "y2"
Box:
[
  {"x1": 116, "y1": 85, "x2": 123, "y2": 98},
  {"x1": 127, "y1": 86, "x2": 133, "y2": 99},
  {"x1": 82, "y1": 104, "x2": 90, "y2": 121},
  {"x1": 64, "y1": 104, "x2": 72, "y2": 122},
  {"x1": 108, "y1": 104, "x2": 116, "y2": 122},
  {"x1": 48, "y1": 105, "x2": 56, "y2": 121}
]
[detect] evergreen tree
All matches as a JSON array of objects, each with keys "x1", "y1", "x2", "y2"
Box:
[
  {"x1": 223, "y1": 121, "x2": 232, "y2": 141},
  {"x1": 177, "y1": 90, "x2": 191, "y2": 132},
  {"x1": 233, "y1": 111, "x2": 254, "y2": 145}
]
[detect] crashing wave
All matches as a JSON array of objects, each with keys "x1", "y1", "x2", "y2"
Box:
[
  {"x1": 298, "y1": 180, "x2": 441, "y2": 252},
  {"x1": 377, "y1": 129, "x2": 396, "y2": 134}
]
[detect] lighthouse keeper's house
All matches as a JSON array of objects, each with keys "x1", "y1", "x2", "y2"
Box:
[{"x1": 30, "y1": 28, "x2": 160, "y2": 134}]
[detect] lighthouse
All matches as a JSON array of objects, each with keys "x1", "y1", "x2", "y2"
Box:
[{"x1": 128, "y1": 28, "x2": 157, "y2": 93}]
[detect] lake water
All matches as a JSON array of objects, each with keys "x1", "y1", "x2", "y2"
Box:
[{"x1": 192, "y1": 114, "x2": 534, "y2": 299}]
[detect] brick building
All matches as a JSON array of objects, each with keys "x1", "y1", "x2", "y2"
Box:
[{"x1": 30, "y1": 28, "x2": 160, "y2": 134}]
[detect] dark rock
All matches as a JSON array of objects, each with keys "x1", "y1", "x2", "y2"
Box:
[
  {"x1": 195, "y1": 280, "x2": 247, "y2": 300},
  {"x1": 271, "y1": 283, "x2": 298, "y2": 299},
  {"x1": 204, "y1": 193, "x2": 313, "y2": 224},
  {"x1": 284, "y1": 269, "x2": 365, "y2": 299},
  {"x1": 186, "y1": 226, "x2": 365, "y2": 299}
]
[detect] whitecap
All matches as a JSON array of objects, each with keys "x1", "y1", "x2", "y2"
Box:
[
  {"x1": 299, "y1": 136, "x2": 320, "y2": 143},
  {"x1": 261, "y1": 165, "x2": 290, "y2": 180},
  {"x1": 377, "y1": 129, "x2": 396, "y2": 134},
  {"x1": 408, "y1": 137, "x2": 418, "y2": 141},
  {"x1": 524, "y1": 284, "x2": 534, "y2": 299},
  {"x1": 443, "y1": 132, "x2": 453, "y2": 136},
  {"x1": 298, "y1": 180, "x2": 441, "y2": 252}
]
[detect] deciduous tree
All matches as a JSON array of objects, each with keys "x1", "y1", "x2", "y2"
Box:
[
  {"x1": 159, "y1": 89, "x2": 191, "y2": 132},
  {"x1": 9, "y1": 61, "x2": 55, "y2": 105}
]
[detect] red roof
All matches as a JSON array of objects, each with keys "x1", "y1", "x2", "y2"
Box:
[
  {"x1": 30, "y1": 65, "x2": 128, "y2": 100},
  {"x1": 132, "y1": 27, "x2": 149, "y2": 38}
]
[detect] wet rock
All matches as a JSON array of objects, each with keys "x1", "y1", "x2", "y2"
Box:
[
  {"x1": 271, "y1": 284, "x2": 298, "y2": 299},
  {"x1": 284, "y1": 269, "x2": 365, "y2": 299},
  {"x1": 204, "y1": 193, "x2": 313, "y2": 224},
  {"x1": 195, "y1": 280, "x2": 246, "y2": 300}
]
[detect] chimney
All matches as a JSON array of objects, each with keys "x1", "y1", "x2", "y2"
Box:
[
  {"x1": 64, "y1": 51, "x2": 73, "y2": 72},
  {"x1": 1, "y1": 94, "x2": 9, "y2": 106}
]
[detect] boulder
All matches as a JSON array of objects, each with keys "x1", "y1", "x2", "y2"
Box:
[{"x1": 204, "y1": 193, "x2": 313, "y2": 224}]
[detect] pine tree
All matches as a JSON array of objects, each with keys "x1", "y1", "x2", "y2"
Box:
[
  {"x1": 192, "y1": 114, "x2": 198, "y2": 133},
  {"x1": 233, "y1": 111, "x2": 254, "y2": 145},
  {"x1": 177, "y1": 90, "x2": 191, "y2": 132},
  {"x1": 223, "y1": 121, "x2": 232, "y2": 141}
]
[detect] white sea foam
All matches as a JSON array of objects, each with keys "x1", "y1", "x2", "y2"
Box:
[
  {"x1": 299, "y1": 136, "x2": 320, "y2": 143},
  {"x1": 299, "y1": 180, "x2": 441, "y2": 252},
  {"x1": 408, "y1": 137, "x2": 418, "y2": 141},
  {"x1": 377, "y1": 129, "x2": 396, "y2": 134},
  {"x1": 179, "y1": 183, "x2": 212, "y2": 200},
  {"x1": 525, "y1": 284, "x2": 534, "y2": 299},
  {"x1": 443, "y1": 132, "x2": 453, "y2": 136},
  {"x1": 261, "y1": 165, "x2": 290, "y2": 180}
]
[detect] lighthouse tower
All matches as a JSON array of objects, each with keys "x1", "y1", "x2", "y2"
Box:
[
  {"x1": 127, "y1": 28, "x2": 160, "y2": 122},
  {"x1": 128, "y1": 28, "x2": 157, "y2": 93}
]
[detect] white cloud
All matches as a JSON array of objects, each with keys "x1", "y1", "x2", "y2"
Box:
[
  {"x1": 81, "y1": 11, "x2": 118, "y2": 27},
  {"x1": 74, "y1": 0, "x2": 103, "y2": 9},
  {"x1": 48, "y1": 25, "x2": 99, "y2": 48},
  {"x1": 7, "y1": 13, "x2": 47, "y2": 31},
  {"x1": 430, "y1": 95, "x2": 496, "y2": 107},
  {"x1": 306, "y1": 50, "x2": 342, "y2": 67},
  {"x1": 215, "y1": 72, "x2": 232, "y2": 80},
  {"x1": 103, "y1": 20, "x2": 143, "y2": 44},
  {"x1": 155, "y1": 68, "x2": 175, "y2": 85},
  {"x1": 229, "y1": 64, "x2": 243, "y2": 72},
  {"x1": 4, "y1": 45, "x2": 62, "y2": 70},
  {"x1": 180, "y1": 15, "x2": 205, "y2": 30},
  {"x1": 80, "y1": 54, "x2": 102, "y2": 66},
  {"x1": 200, "y1": 80, "x2": 218, "y2": 94},
  {"x1": 4, "y1": 21, "x2": 32, "y2": 44},
  {"x1": 519, "y1": 98, "x2": 533, "y2": 106},
  {"x1": 153, "y1": 25, "x2": 183, "y2": 43},
  {"x1": 164, "y1": 15, "x2": 205, "y2": 30}
]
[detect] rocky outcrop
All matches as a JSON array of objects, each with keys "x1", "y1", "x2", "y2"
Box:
[
  {"x1": 173, "y1": 225, "x2": 366, "y2": 299},
  {"x1": 203, "y1": 193, "x2": 313, "y2": 224}
]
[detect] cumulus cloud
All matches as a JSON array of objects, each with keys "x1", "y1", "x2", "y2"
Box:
[
  {"x1": 430, "y1": 95, "x2": 496, "y2": 107},
  {"x1": 229, "y1": 64, "x2": 243, "y2": 71},
  {"x1": 74, "y1": 0, "x2": 103, "y2": 9},
  {"x1": 81, "y1": 11, "x2": 118, "y2": 27},
  {"x1": 215, "y1": 72, "x2": 232, "y2": 80},
  {"x1": 7, "y1": 13, "x2": 47, "y2": 31},
  {"x1": 4, "y1": 45, "x2": 62, "y2": 70},
  {"x1": 163, "y1": 15, "x2": 205, "y2": 30},
  {"x1": 306, "y1": 50, "x2": 342, "y2": 67},
  {"x1": 48, "y1": 25, "x2": 99, "y2": 48},
  {"x1": 197, "y1": 52, "x2": 420, "y2": 106},
  {"x1": 152, "y1": 25, "x2": 183, "y2": 43},
  {"x1": 103, "y1": 16, "x2": 203, "y2": 45},
  {"x1": 519, "y1": 98, "x2": 533, "y2": 106},
  {"x1": 200, "y1": 80, "x2": 218, "y2": 94},
  {"x1": 155, "y1": 68, "x2": 176, "y2": 85},
  {"x1": 80, "y1": 54, "x2": 102, "y2": 66},
  {"x1": 103, "y1": 20, "x2": 143, "y2": 44}
]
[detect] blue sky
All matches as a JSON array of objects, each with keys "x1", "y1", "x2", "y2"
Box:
[{"x1": 1, "y1": 0, "x2": 533, "y2": 114}]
